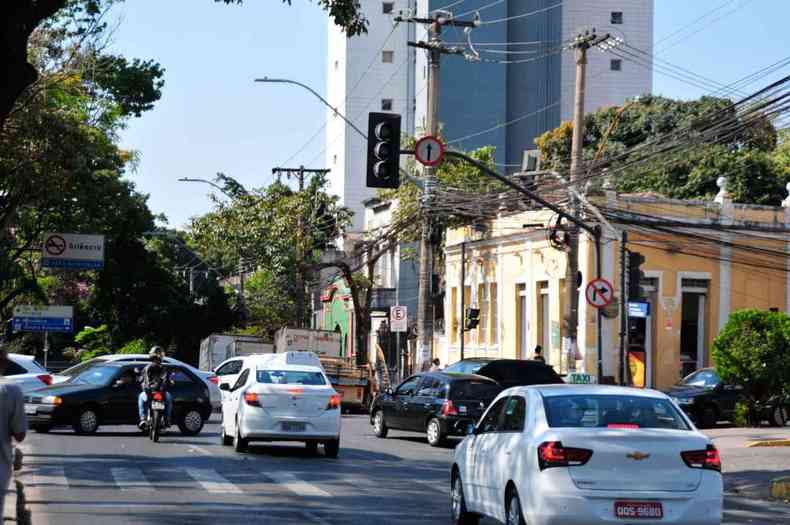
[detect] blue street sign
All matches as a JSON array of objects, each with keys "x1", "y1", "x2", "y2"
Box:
[
  {"x1": 627, "y1": 301, "x2": 651, "y2": 318},
  {"x1": 12, "y1": 317, "x2": 73, "y2": 333},
  {"x1": 41, "y1": 258, "x2": 104, "y2": 270}
]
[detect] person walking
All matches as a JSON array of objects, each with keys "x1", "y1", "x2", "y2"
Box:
[
  {"x1": 0, "y1": 370, "x2": 27, "y2": 521},
  {"x1": 533, "y1": 345, "x2": 546, "y2": 363},
  {"x1": 429, "y1": 358, "x2": 442, "y2": 372}
]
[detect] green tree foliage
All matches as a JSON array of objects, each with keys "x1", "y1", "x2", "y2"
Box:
[
  {"x1": 118, "y1": 338, "x2": 147, "y2": 355},
  {"x1": 75, "y1": 324, "x2": 112, "y2": 360},
  {"x1": 535, "y1": 95, "x2": 789, "y2": 204},
  {"x1": 712, "y1": 309, "x2": 790, "y2": 418},
  {"x1": 240, "y1": 269, "x2": 297, "y2": 338}
]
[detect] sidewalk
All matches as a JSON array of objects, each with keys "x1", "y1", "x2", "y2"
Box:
[
  {"x1": 705, "y1": 426, "x2": 790, "y2": 501},
  {"x1": 3, "y1": 481, "x2": 17, "y2": 523}
]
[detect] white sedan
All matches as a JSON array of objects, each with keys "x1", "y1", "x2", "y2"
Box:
[
  {"x1": 4, "y1": 354, "x2": 52, "y2": 392},
  {"x1": 451, "y1": 384, "x2": 723, "y2": 525},
  {"x1": 219, "y1": 352, "x2": 341, "y2": 458}
]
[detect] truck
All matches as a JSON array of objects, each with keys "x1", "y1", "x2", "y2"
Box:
[
  {"x1": 273, "y1": 327, "x2": 372, "y2": 412},
  {"x1": 199, "y1": 334, "x2": 274, "y2": 371}
]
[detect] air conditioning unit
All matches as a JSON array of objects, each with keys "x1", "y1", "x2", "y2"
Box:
[{"x1": 522, "y1": 149, "x2": 541, "y2": 172}]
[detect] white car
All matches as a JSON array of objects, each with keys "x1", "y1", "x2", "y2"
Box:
[
  {"x1": 52, "y1": 354, "x2": 222, "y2": 409},
  {"x1": 219, "y1": 352, "x2": 342, "y2": 457},
  {"x1": 4, "y1": 354, "x2": 53, "y2": 392},
  {"x1": 451, "y1": 384, "x2": 723, "y2": 525}
]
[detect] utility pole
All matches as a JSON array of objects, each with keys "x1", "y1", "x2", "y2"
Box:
[
  {"x1": 397, "y1": 9, "x2": 477, "y2": 371},
  {"x1": 564, "y1": 30, "x2": 610, "y2": 374},
  {"x1": 271, "y1": 166, "x2": 331, "y2": 328},
  {"x1": 620, "y1": 231, "x2": 628, "y2": 385},
  {"x1": 459, "y1": 240, "x2": 466, "y2": 361}
]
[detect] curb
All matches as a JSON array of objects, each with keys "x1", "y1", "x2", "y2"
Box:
[
  {"x1": 747, "y1": 439, "x2": 790, "y2": 448},
  {"x1": 770, "y1": 477, "x2": 790, "y2": 500}
]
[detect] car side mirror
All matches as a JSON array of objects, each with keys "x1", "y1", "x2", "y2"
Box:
[{"x1": 219, "y1": 383, "x2": 230, "y2": 391}]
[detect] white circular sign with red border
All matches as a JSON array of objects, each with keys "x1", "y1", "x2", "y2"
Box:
[
  {"x1": 585, "y1": 278, "x2": 615, "y2": 308},
  {"x1": 414, "y1": 135, "x2": 445, "y2": 167}
]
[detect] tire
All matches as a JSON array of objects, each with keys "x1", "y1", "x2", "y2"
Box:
[
  {"x1": 505, "y1": 486, "x2": 526, "y2": 525},
  {"x1": 698, "y1": 406, "x2": 718, "y2": 429},
  {"x1": 426, "y1": 418, "x2": 446, "y2": 447},
  {"x1": 305, "y1": 441, "x2": 319, "y2": 455},
  {"x1": 771, "y1": 404, "x2": 789, "y2": 427},
  {"x1": 324, "y1": 439, "x2": 340, "y2": 459},
  {"x1": 220, "y1": 417, "x2": 233, "y2": 446},
  {"x1": 450, "y1": 471, "x2": 479, "y2": 525},
  {"x1": 372, "y1": 409, "x2": 388, "y2": 438},
  {"x1": 73, "y1": 407, "x2": 100, "y2": 435},
  {"x1": 150, "y1": 411, "x2": 161, "y2": 442},
  {"x1": 32, "y1": 425, "x2": 51, "y2": 433},
  {"x1": 234, "y1": 419, "x2": 248, "y2": 453},
  {"x1": 178, "y1": 408, "x2": 205, "y2": 436}
]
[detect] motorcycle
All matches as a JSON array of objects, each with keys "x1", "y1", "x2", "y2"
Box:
[{"x1": 143, "y1": 389, "x2": 167, "y2": 442}]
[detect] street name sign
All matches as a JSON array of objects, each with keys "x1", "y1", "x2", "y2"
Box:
[
  {"x1": 585, "y1": 278, "x2": 614, "y2": 308},
  {"x1": 628, "y1": 301, "x2": 651, "y2": 318},
  {"x1": 414, "y1": 135, "x2": 445, "y2": 167},
  {"x1": 390, "y1": 305, "x2": 408, "y2": 333},
  {"x1": 41, "y1": 233, "x2": 104, "y2": 270},
  {"x1": 12, "y1": 305, "x2": 74, "y2": 333}
]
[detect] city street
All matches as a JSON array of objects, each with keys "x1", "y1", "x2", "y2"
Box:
[{"x1": 9, "y1": 415, "x2": 790, "y2": 524}]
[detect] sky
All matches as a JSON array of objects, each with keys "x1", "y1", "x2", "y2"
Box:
[{"x1": 110, "y1": 0, "x2": 790, "y2": 229}]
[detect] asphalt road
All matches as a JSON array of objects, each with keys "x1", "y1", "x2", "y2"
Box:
[{"x1": 14, "y1": 415, "x2": 790, "y2": 525}]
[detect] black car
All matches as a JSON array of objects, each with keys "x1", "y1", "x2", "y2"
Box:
[
  {"x1": 370, "y1": 372, "x2": 501, "y2": 447},
  {"x1": 444, "y1": 358, "x2": 564, "y2": 389},
  {"x1": 24, "y1": 361, "x2": 212, "y2": 435}
]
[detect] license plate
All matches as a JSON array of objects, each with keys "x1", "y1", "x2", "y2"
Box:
[
  {"x1": 151, "y1": 401, "x2": 165, "y2": 410},
  {"x1": 25, "y1": 406, "x2": 37, "y2": 415},
  {"x1": 615, "y1": 501, "x2": 663, "y2": 520},
  {"x1": 282, "y1": 422, "x2": 306, "y2": 432}
]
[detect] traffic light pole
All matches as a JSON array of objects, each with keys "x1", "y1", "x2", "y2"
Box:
[
  {"x1": 620, "y1": 230, "x2": 628, "y2": 386},
  {"x1": 459, "y1": 240, "x2": 465, "y2": 361}
]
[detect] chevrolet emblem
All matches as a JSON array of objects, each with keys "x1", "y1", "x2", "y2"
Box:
[{"x1": 627, "y1": 451, "x2": 650, "y2": 461}]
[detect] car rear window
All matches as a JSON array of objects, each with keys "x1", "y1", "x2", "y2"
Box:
[
  {"x1": 544, "y1": 394, "x2": 690, "y2": 430},
  {"x1": 444, "y1": 361, "x2": 487, "y2": 374},
  {"x1": 449, "y1": 380, "x2": 500, "y2": 400},
  {"x1": 256, "y1": 370, "x2": 326, "y2": 386},
  {"x1": 3, "y1": 360, "x2": 28, "y2": 376}
]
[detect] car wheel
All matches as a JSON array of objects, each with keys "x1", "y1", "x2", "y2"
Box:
[
  {"x1": 450, "y1": 471, "x2": 478, "y2": 525},
  {"x1": 771, "y1": 405, "x2": 789, "y2": 427},
  {"x1": 324, "y1": 439, "x2": 340, "y2": 459},
  {"x1": 234, "y1": 419, "x2": 248, "y2": 453},
  {"x1": 32, "y1": 425, "x2": 51, "y2": 433},
  {"x1": 505, "y1": 486, "x2": 526, "y2": 525},
  {"x1": 372, "y1": 409, "x2": 388, "y2": 438},
  {"x1": 220, "y1": 417, "x2": 233, "y2": 446},
  {"x1": 426, "y1": 418, "x2": 446, "y2": 447},
  {"x1": 178, "y1": 408, "x2": 205, "y2": 436},
  {"x1": 698, "y1": 406, "x2": 718, "y2": 429},
  {"x1": 73, "y1": 407, "x2": 99, "y2": 435}
]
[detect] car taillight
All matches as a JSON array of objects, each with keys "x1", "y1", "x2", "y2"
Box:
[
  {"x1": 441, "y1": 400, "x2": 459, "y2": 417},
  {"x1": 244, "y1": 392, "x2": 260, "y2": 407},
  {"x1": 207, "y1": 375, "x2": 219, "y2": 385},
  {"x1": 538, "y1": 441, "x2": 593, "y2": 470},
  {"x1": 37, "y1": 374, "x2": 53, "y2": 386},
  {"x1": 681, "y1": 445, "x2": 721, "y2": 472},
  {"x1": 326, "y1": 393, "x2": 342, "y2": 410},
  {"x1": 152, "y1": 392, "x2": 164, "y2": 402}
]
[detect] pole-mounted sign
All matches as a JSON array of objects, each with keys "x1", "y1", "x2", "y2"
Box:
[
  {"x1": 585, "y1": 278, "x2": 615, "y2": 308},
  {"x1": 12, "y1": 305, "x2": 74, "y2": 333},
  {"x1": 41, "y1": 233, "x2": 104, "y2": 270},
  {"x1": 414, "y1": 135, "x2": 445, "y2": 167}
]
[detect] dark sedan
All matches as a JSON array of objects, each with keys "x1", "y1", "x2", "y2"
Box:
[
  {"x1": 444, "y1": 358, "x2": 564, "y2": 388},
  {"x1": 24, "y1": 361, "x2": 212, "y2": 435},
  {"x1": 370, "y1": 372, "x2": 501, "y2": 447}
]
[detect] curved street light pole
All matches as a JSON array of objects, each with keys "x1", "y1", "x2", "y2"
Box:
[{"x1": 177, "y1": 177, "x2": 230, "y2": 197}]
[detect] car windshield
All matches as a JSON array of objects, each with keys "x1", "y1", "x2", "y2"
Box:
[
  {"x1": 449, "y1": 379, "x2": 500, "y2": 400},
  {"x1": 544, "y1": 394, "x2": 691, "y2": 430},
  {"x1": 59, "y1": 358, "x2": 103, "y2": 377},
  {"x1": 256, "y1": 370, "x2": 326, "y2": 385},
  {"x1": 679, "y1": 369, "x2": 720, "y2": 389},
  {"x1": 444, "y1": 360, "x2": 488, "y2": 375},
  {"x1": 68, "y1": 365, "x2": 121, "y2": 386}
]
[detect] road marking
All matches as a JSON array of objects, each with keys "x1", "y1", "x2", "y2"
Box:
[
  {"x1": 300, "y1": 510, "x2": 333, "y2": 525},
  {"x1": 111, "y1": 467, "x2": 153, "y2": 491},
  {"x1": 265, "y1": 471, "x2": 332, "y2": 498},
  {"x1": 185, "y1": 468, "x2": 242, "y2": 494},
  {"x1": 188, "y1": 445, "x2": 213, "y2": 456},
  {"x1": 24, "y1": 466, "x2": 68, "y2": 489}
]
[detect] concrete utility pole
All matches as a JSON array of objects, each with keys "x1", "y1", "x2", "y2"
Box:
[
  {"x1": 397, "y1": 9, "x2": 477, "y2": 371},
  {"x1": 564, "y1": 30, "x2": 610, "y2": 374}
]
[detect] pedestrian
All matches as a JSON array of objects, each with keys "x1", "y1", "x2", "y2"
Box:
[
  {"x1": 533, "y1": 345, "x2": 545, "y2": 363},
  {"x1": 429, "y1": 358, "x2": 442, "y2": 372},
  {"x1": 0, "y1": 348, "x2": 28, "y2": 521}
]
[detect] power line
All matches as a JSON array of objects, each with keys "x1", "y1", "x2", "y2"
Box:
[{"x1": 480, "y1": 2, "x2": 562, "y2": 26}]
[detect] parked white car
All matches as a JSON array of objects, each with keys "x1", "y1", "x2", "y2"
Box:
[
  {"x1": 3, "y1": 354, "x2": 52, "y2": 393},
  {"x1": 451, "y1": 384, "x2": 723, "y2": 525},
  {"x1": 220, "y1": 352, "x2": 341, "y2": 457},
  {"x1": 52, "y1": 354, "x2": 221, "y2": 409}
]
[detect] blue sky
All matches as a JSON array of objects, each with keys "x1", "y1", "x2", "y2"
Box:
[{"x1": 111, "y1": 0, "x2": 790, "y2": 228}]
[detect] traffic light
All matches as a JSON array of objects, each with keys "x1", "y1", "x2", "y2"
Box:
[
  {"x1": 366, "y1": 112, "x2": 401, "y2": 189},
  {"x1": 464, "y1": 307, "x2": 480, "y2": 331},
  {"x1": 627, "y1": 251, "x2": 646, "y2": 299}
]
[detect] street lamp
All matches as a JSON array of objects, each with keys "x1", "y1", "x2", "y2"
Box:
[{"x1": 177, "y1": 177, "x2": 229, "y2": 196}]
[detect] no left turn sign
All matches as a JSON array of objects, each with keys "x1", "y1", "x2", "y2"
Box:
[
  {"x1": 585, "y1": 278, "x2": 615, "y2": 308},
  {"x1": 414, "y1": 135, "x2": 445, "y2": 167}
]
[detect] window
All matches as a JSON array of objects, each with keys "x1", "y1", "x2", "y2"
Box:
[
  {"x1": 478, "y1": 283, "x2": 487, "y2": 345},
  {"x1": 489, "y1": 283, "x2": 498, "y2": 343},
  {"x1": 2, "y1": 360, "x2": 28, "y2": 376},
  {"x1": 382, "y1": 2, "x2": 394, "y2": 14},
  {"x1": 417, "y1": 377, "x2": 444, "y2": 397},
  {"x1": 501, "y1": 396, "x2": 527, "y2": 432},
  {"x1": 478, "y1": 398, "x2": 507, "y2": 433},
  {"x1": 463, "y1": 285, "x2": 471, "y2": 346},
  {"x1": 232, "y1": 369, "x2": 249, "y2": 391},
  {"x1": 382, "y1": 50, "x2": 394, "y2": 63},
  {"x1": 450, "y1": 287, "x2": 458, "y2": 344},
  {"x1": 256, "y1": 370, "x2": 326, "y2": 385},
  {"x1": 171, "y1": 369, "x2": 195, "y2": 385},
  {"x1": 544, "y1": 395, "x2": 690, "y2": 430},
  {"x1": 216, "y1": 360, "x2": 242, "y2": 376},
  {"x1": 381, "y1": 98, "x2": 393, "y2": 111},
  {"x1": 611, "y1": 11, "x2": 623, "y2": 24},
  {"x1": 395, "y1": 375, "x2": 422, "y2": 397},
  {"x1": 610, "y1": 59, "x2": 622, "y2": 71},
  {"x1": 449, "y1": 379, "x2": 499, "y2": 401}
]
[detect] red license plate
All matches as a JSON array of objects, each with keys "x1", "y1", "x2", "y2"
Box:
[{"x1": 614, "y1": 501, "x2": 663, "y2": 520}]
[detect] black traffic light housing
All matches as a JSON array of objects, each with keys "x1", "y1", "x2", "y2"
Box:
[
  {"x1": 366, "y1": 112, "x2": 401, "y2": 189},
  {"x1": 464, "y1": 307, "x2": 480, "y2": 331},
  {"x1": 627, "y1": 251, "x2": 646, "y2": 299}
]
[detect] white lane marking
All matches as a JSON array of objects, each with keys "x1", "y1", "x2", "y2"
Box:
[
  {"x1": 264, "y1": 471, "x2": 332, "y2": 498},
  {"x1": 24, "y1": 466, "x2": 68, "y2": 489},
  {"x1": 111, "y1": 467, "x2": 153, "y2": 491},
  {"x1": 188, "y1": 446, "x2": 213, "y2": 456},
  {"x1": 300, "y1": 510, "x2": 333, "y2": 525},
  {"x1": 185, "y1": 468, "x2": 242, "y2": 494}
]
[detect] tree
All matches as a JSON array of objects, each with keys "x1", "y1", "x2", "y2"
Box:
[
  {"x1": 0, "y1": 0, "x2": 367, "y2": 132},
  {"x1": 712, "y1": 309, "x2": 790, "y2": 420}
]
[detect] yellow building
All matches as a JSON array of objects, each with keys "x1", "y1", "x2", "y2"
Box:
[{"x1": 440, "y1": 178, "x2": 790, "y2": 390}]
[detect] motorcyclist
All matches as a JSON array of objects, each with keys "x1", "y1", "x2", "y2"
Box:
[{"x1": 137, "y1": 347, "x2": 174, "y2": 430}]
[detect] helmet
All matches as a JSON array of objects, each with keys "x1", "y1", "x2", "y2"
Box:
[{"x1": 148, "y1": 346, "x2": 164, "y2": 359}]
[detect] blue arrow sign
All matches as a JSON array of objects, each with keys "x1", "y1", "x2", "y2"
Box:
[{"x1": 12, "y1": 317, "x2": 74, "y2": 333}]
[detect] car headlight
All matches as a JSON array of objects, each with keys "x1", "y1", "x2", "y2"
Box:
[{"x1": 42, "y1": 396, "x2": 63, "y2": 406}]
